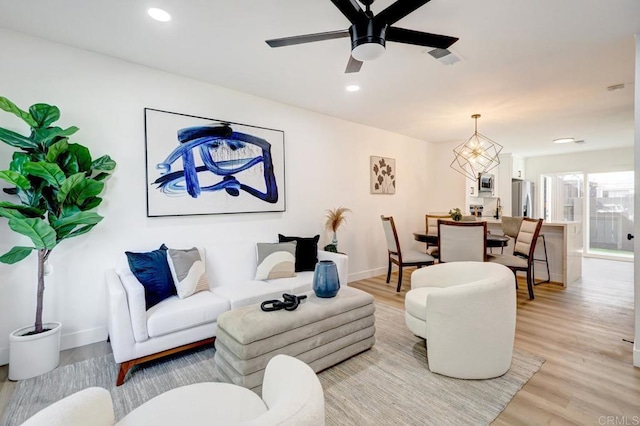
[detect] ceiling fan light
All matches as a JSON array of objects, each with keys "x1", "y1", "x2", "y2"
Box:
[{"x1": 352, "y1": 42, "x2": 385, "y2": 62}]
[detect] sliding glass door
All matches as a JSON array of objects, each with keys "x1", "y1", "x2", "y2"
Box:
[
  {"x1": 587, "y1": 171, "x2": 634, "y2": 258},
  {"x1": 542, "y1": 170, "x2": 634, "y2": 259}
]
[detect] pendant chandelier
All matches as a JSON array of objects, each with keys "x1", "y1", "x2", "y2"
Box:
[{"x1": 450, "y1": 114, "x2": 503, "y2": 180}]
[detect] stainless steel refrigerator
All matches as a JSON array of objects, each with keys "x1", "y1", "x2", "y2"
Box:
[{"x1": 512, "y1": 180, "x2": 535, "y2": 218}]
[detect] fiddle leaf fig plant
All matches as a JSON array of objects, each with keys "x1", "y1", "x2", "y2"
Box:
[{"x1": 0, "y1": 97, "x2": 116, "y2": 334}]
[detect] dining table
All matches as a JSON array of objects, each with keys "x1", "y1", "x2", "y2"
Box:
[{"x1": 413, "y1": 231, "x2": 510, "y2": 249}]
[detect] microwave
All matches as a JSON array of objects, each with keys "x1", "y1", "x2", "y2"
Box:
[{"x1": 478, "y1": 173, "x2": 494, "y2": 194}]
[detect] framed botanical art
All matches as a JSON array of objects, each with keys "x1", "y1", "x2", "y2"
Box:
[
  {"x1": 370, "y1": 156, "x2": 396, "y2": 194},
  {"x1": 144, "y1": 108, "x2": 286, "y2": 217}
]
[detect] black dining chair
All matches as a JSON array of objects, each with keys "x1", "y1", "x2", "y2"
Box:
[{"x1": 381, "y1": 215, "x2": 435, "y2": 292}]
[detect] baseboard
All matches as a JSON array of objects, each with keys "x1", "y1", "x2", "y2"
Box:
[
  {"x1": 634, "y1": 342, "x2": 640, "y2": 368},
  {"x1": 0, "y1": 326, "x2": 108, "y2": 367},
  {"x1": 60, "y1": 326, "x2": 109, "y2": 351},
  {"x1": 348, "y1": 267, "x2": 388, "y2": 283}
]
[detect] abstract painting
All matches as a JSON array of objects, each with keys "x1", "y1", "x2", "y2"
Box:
[
  {"x1": 370, "y1": 156, "x2": 396, "y2": 194},
  {"x1": 144, "y1": 108, "x2": 285, "y2": 216}
]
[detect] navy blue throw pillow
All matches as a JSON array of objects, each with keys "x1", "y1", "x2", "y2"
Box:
[
  {"x1": 278, "y1": 234, "x2": 320, "y2": 272},
  {"x1": 126, "y1": 244, "x2": 176, "y2": 310}
]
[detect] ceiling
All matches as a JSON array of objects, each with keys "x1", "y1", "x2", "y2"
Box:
[{"x1": 0, "y1": 0, "x2": 638, "y2": 157}]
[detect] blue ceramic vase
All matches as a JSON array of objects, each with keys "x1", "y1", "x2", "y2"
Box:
[{"x1": 312, "y1": 260, "x2": 340, "y2": 298}]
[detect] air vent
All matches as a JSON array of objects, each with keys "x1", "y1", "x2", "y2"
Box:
[{"x1": 427, "y1": 48, "x2": 462, "y2": 65}]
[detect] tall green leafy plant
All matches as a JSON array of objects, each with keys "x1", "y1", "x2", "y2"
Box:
[{"x1": 0, "y1": 97, "x2": 116, "y2": 334}]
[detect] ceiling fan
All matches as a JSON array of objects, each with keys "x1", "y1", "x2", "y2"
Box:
[{"x1": 265, "y1": 0, "x2": 459, "y2": 73}]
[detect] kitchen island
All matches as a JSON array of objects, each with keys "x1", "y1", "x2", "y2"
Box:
[{"x1": 484, "y1": 218, "x2": 582, "y2": 287}]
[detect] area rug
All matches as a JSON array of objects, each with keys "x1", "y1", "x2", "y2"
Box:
[{"x1": 2, "y1": 303, "x2": 544, "y2": 425}]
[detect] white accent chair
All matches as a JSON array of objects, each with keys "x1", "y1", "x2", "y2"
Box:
[
  {"x1": 405, "y1": 262, "x2": 516, "y2": 379},
  {"x1": 22, "y1": 355, "x2": 325, "y2": 426},
  {"x1": 437, "y1": 220, "x2": 487, "y2": 263}
]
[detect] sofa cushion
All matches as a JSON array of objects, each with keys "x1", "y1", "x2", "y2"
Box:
[
  {"x1": 167, "y1": 247, "x2": 210, "y2": 299},
  {"x1": 125, "y1": 244, "x2": 176, "y2": 309},
  {"x1": 265, "y1": 271, "x2": 315, "y2": 294},
  {"x1": 255, "y1": 242, "x2": 297, "y2": 280},
  {"x1": 278, "y1": 234, "x2": 320, "y2": 272},
  {"x1": 211, "y1": 281, "x2": 285, "y2": 310},
  {"x1": 146, "y1": 291, "x2": 230, "y2": 338}
]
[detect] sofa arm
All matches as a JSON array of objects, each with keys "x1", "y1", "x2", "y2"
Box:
[
  {"x1": 105, "y1": 270, "x2": 137, "y2": 364},
  {"x1": 318, "y1": 251, "x2": 349, "y2": 286},
  {"x1": 22, "y1": 387, "x2": 115, "y2": 426}
]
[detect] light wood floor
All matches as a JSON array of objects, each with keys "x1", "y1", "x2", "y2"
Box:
[
  {"x1": 350, "y1": 258, "x2": 640, "y2": 425},
  {"x1": 1, "y1": 258, "x2": 638, "y2": 425}
]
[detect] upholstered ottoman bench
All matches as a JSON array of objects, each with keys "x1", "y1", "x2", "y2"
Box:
[{"x1": 214, "y1": 286, "x2": 376, "y2": 393}]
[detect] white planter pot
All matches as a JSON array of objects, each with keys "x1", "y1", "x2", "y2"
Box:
[{"x1": 9, "y1": 322, "x2": 62, "y2": 381}]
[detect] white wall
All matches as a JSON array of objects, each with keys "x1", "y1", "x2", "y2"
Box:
[
  {"x1": 526, "y1": 147, "x2": 634, "y2": 179},
  {"x1": 0, "y1": 29, "x2": 436, "y2": 364},
  {"x1": 427, "y1": 141, "x2": 467, "y2": 214}
]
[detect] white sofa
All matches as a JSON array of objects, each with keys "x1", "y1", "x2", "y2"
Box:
[
  {"x1": 22, "y1": 354, "x2": 325, "y2": 426},
  {"x1": 106, "y1": 242, "x2": 348, "y2": 385}
]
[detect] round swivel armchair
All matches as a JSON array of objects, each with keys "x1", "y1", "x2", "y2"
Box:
[{"x1": 405, "y1": 262, "x2": 516, "y2": 379}]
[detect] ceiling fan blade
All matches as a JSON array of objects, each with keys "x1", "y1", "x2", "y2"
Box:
[
  {"x1": 375, "y1": 0, "x2": 432, "y2": 25},
  {"x1": 266, "y1": 30, "x2": 350, "y2": 48},
  {"x1": 330, "y1": 0, "x2": 365, "y2": 24},
  {"x1": 386, "y1": 26, "x2": 458, "y2": 49},
  {"x1": 345, "y1": 56, "x2": 363, "y2": 73}
]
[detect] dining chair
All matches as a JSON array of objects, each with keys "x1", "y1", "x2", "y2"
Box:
[
  {"x1": 381, "y1": 215, "x2": 435, "y2": 292},
  {"x1": 424, "y1": 214, "x2": 450, "y2": 257},
  {"x1": 496, "y1": 215, "x2": 523, "y2": 254},
  {"x1": 487, "y1": 218, "x2": 544, "y2": 299},
  {"x1": 437, "y1": 220, "x2": 487, "y2": 263}
]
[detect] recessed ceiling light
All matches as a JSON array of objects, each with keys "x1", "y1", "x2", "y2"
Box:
[
  {"x1": 148, "y1": 7, "x2": 171, "y2": 22},
  {"x1": 346, "y1": 85, "x2": 360, "y2": 92},
  {"x1": 553, "y1": 138, "x2": 575, "y2": 144}
]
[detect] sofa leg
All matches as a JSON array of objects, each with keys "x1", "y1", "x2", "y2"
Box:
[
  {"x1": 116, "y1": 361, "x2": 135, "y2": 386},
  {"x1": 115, "y1": 337, "x2": 216, "y2": 386}
]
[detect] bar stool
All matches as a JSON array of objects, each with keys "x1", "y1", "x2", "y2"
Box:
[{"x1": 533, "y1": 234, "x2": 550, "y2": 284}]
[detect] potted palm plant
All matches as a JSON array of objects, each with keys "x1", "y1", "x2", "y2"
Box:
[{"x1": 0, "y1": 97, "x2": 116, "y2": 380}]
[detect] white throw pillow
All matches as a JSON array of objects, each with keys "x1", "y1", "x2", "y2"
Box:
[{"x1": 167, "y1": 247, "x2": 209, "y2": 299}]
